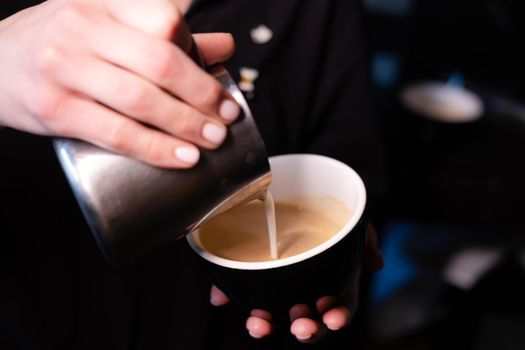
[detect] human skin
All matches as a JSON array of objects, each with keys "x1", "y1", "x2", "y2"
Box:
[{"x1": 0, "y1": 0, "x2": 239, "y2": 168}]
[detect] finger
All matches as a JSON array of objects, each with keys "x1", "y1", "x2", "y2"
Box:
[
  {"x1": 209, "y1": 285, "x2": 230, "y2": 307},
  {"x1": 367, "y1": 224, "x2": 380, "y2": 254},
  {"x1": 85, "y1": 16, "x2": 239, "y2": 123},
  {"x1": 289, "y1": 304, "x2": 327, "y2": 342},
  {"x1": 289, "y1": 304, "x2": 312, "y2": 322},
  {"x1": 49, "y1": 95, "x2": 199, "y2": 168},
  {"x1": 193, "y1": 33, "x2": 235, "y2": 65},
  {"x1": 316, "y1": 296, "x2": 337, "y2": 314},
  {"x1": 51, "y1": 52, "x2": 228, "y2": 149},
  {"x1": 250, "y1": 309, "x2": 272, "y2": 321},
  {"x1": 246, "y1": 316, "x2": 272, "y2": 339},
  {"x1": 364, "y1": 224, "x2": 384, "y2": 271},
  {"x1": 290, "y1": 318, "x2": 325, "y2": 343},
  {"x1": 322, "y1": 306, "x2": 352, "y2": 331}
]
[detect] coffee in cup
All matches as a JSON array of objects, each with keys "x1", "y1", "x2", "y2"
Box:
[{"x1": 197, "y1": 195, "x2": 351, "y2": 262}]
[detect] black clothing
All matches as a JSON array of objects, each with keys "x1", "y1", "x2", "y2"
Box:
[
  {"x1": 0, "y1": 1, "x2": 384, "y2": 349},
  {"x1": 187, "y1": 0, "x2": 384, "y2": 202}
]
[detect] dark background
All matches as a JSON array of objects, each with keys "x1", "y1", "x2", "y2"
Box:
[{"x1": 362, "y1": 0, "x2": 525, "y2": 349}]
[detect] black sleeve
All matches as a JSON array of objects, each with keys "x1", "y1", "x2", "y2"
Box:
[{"x1": 1, "y1": 0, "x2": 43, "y2": 19}]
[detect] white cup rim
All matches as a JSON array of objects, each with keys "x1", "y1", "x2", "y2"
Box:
[{"x1": 186, "y1": 154, "x2": 367, "y2": 270}]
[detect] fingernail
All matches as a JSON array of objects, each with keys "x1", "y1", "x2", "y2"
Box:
[
  {"x1": 249, "y1": 331, "x2": 264, "y2": 339},
  {"x1": 326, "y1": 324, "x2": 341, "y2": 331},
  {"x1": 296, "y1": 334, "x2": 312, "y2": 341},
  {"x1": 202, "y1": 122, "x2": 227, "y2": 145},
  {"x1": 174, "y1": 146, "x2": 200, "y2": 165},
  {"x1": 219, "y1": 99, "x2": 240, "y2": 122}
]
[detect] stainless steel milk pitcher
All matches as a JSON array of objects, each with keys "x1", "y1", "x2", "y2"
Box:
[{"x1": 54, "y1": 65, "x2": 271, "y2": 265}]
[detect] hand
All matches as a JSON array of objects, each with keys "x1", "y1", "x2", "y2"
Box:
[
  {"x1": 209, "y1": 224, "x2": 384, "y2": 343},
  {"x1": 0, "y1": 0, "x2": 238, "y2": 168}
]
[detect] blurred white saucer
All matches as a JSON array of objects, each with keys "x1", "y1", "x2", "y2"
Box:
[{"x1": 401, "y1": 82, "x2": 484, "y2": 123}]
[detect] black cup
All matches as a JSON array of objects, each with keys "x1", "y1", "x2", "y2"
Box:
[{"x1": 187, "y1": 154, "x2": 367, "y2": 320}]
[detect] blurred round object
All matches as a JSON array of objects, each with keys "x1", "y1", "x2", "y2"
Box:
[{"x1": 401, "y1": 82, "x2": 484, "y2": 123}]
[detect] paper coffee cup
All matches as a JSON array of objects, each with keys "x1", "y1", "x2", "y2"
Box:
[{"x1": 187, "y1": 154, "x2": 367, "y2": 319}]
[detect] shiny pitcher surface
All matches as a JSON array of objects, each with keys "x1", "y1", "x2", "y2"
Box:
[{"x1": 54, "y1": 65, "x2": 271, "y2": 265}]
